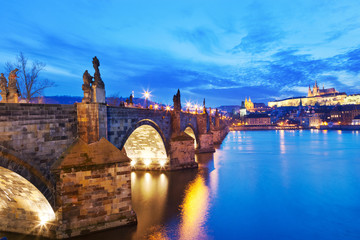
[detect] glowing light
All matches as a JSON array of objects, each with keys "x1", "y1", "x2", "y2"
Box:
[
  {"x1": 154, "y1": 104, "x2": 159, "y2": 110},
  {"x1": 194, "y1": 104, "x2": 198, "y2": 110},
  {"x1": 166, "y1": 106, "x2": 170, "y2": 111},
  {"x1": 130, "y1": 160, "x2": 136, "y2": 167},
  {"x1": 144, "y1": 159, "x2": 151, "y2": 166},
  {"x1": 186, "y1": 102, "x2": 191, "y2": 108},
  {"x1": 159, "y1": 160, "x2": 167, "y2": 167},
  {"x1": 143, "y1": 91, "x2": 151, "y2": 99}
]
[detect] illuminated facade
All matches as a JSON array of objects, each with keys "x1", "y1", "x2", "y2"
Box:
[
  {"x1": 268, "y1": 82, "x2": 348, "y2": 107},
  {"x1": 245, "y1": 97, "x2": 254, "y2": 110},
  {"x1": 308, "y1": 81, "x2": 338, "y2": 97}
]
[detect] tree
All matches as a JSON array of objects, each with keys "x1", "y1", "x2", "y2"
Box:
[{"x1": 5, "y1": 52, "x2": 55, "y2": 103}]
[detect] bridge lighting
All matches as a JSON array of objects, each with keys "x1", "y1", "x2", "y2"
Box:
[
  {"x1": 159, "y1": 160, "x2": 166, "y2": 167},
  {"x1": 154, "y1": 104, "x2": 159, "y2": 110},
  {"x1": 186, "y1": 102, "x2": 191, "y2": 112},
  {"x1": 142, "y1": 90, "x2": 151, "y2": 108},
  {"x1": 130, "y1": 160, "x2": 136, "y2": 167},
  {"x1": 144, "y1": 159, "x2": 151, "y2": 167},
  {"x1": 166, "y1": 106, "x2": 170, "y2": 111}
]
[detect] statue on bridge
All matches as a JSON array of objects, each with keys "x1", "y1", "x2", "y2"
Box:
[
  {"x1": 7, "y1": 69, "x2": 19, "y2": 103},
  {"x1": 0, "y1": 73, "x2": 8, "y2": 103},
  {"x1": 92, "y1": 56, "x2": 105, "y2": 89},
  {"x1": 173, "y1": 89, "x2": 181, "y2": 111},
  {"x1": 82, "y1": 70, "x2": 93, "y2": 103},
  {"x1": 81, "y1": 57, "x2": 106, "y2": 103}
]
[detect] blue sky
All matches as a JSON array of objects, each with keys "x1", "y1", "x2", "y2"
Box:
[{"x1": 1, "y1": 0, "x2": 360, "y2": 106}]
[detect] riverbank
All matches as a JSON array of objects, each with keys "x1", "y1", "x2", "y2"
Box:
[
  {"x1": 230, "y1": 125, "x2": 360, "y2": 131},
  {"x1": 230, "y1": 125, "x2": 302, "y2": 131}
]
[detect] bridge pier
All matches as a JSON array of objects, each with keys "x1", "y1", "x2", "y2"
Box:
[
  {"x1": 52, "y1": 138, "x2": 136, "y2": 238},
  {"x1": 169, "y1": 90, "x2": 198, "y2": 170},
  {"x1": 196, "y1": 112, "x2": 215, "y2": 153}
]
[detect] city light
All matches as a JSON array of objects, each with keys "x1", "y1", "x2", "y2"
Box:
[
  {"x1": 144, "y1": 159, "x2": 151, "y2": 166},
  {"x1": 130, "y1": 160, "x2": 136, "y2": 167},
  {"x1": 154, "y1": 104, "x2": 159, "y2": 110},
  {"x1": 166, "y1": 106, "x2": 170, "y2": 111}
]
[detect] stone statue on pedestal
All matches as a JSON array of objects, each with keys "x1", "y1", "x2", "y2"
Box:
[
  {"x1": 82, "y1": 70, "x2": 93, "y2": 103},
  {"x1": 0, "y1": 73, "x2": 8, "y2": 102},
  {"x1": 8, "y1": 69, "x2": 19, "y2": 103},
  {"x1": 129, "y1": 93, "x2": 133, "y2": 106},
  {"x1": 91, "y1": 56, "x2": 105, "y2": 103},
  {"x1": 92, "y1": 56, "x2": 105, "y2": 89},
  {"x1": 173, "y1": 89, "x2": 181, "y2": 111}
]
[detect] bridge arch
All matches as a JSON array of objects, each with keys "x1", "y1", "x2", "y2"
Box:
[
  {"x1": 183, "y1": 124, "x2": 199, "y2": 149},
  {"x1": 0, "y1": 147, "x2": 55, "y2": 209},
  {"x1": 0, "y1": 166, "x2": 56, "y2": 236},
  {"x1": 122, "y1": 119, "x2": 169, "y2": 169}
]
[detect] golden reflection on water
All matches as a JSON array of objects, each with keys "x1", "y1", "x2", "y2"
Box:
[
  {"x1": 178, "y1": 174, "x2": 210, "y2": 240},
  {"x1": 279, "y1": 130, "x2": 286, "y2": 154}
]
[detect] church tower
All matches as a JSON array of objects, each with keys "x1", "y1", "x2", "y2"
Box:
[
  {"x1": 313, "y1": 80, "x2": 319, "y2": 96},
  {"x1": 308, "y1": 85, "x2": 312, "y2": 97}
]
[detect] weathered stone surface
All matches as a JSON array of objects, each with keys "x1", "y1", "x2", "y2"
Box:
[
  {"x1": 169, "y1": 132, "x2": 197, "y2": 170},
  {"x1": 197, "y1": 133, "x2": 215, "y2": 153},
  {"x1": 77, "y1": 103, "x2": 107, "y2": 144},
  {"x1": 53, "y1": 138, "x2": 136, "y2": 238},
  {"x1": 0, "y1": 103, "x2": 77, "y2": 189}
]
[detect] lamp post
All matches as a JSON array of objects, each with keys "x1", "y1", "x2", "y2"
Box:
[
  {"x1": 186, "y1": 102, "x2": 191, "y2": 113},
  {"x1": 143, "y1": 91, "x2": 150, "y2": 108}
]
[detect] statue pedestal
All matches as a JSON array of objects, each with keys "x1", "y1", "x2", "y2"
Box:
[
  {"x1": 7, "y1": 92, "x2": 19, "y2": 103},
  {"x1": 82, "y1": 89, "x2": 92, "y2": 103},
  {"x1": 92, "y1": 86, "x2": 105, "y2": 104},
  {"x1": 0, "y1": 93, "x2": 7, "y2": 103}
]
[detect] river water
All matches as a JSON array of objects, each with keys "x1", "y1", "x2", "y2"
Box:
[{"x1": 3, "y1": 130, "x2": 360, "y2": 240}]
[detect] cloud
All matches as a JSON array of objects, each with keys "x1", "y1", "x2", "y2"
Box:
[{"x1": 173, "y1": 27, "x2": 220, "y2": 54}]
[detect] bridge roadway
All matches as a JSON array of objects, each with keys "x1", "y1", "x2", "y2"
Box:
[{"x1": 0, "y1": 98, "x2": 228, "y2": 238}]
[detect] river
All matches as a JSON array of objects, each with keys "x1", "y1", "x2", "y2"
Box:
[{"x1": 3, "y1": 130, "x2": 360, "y2": 239}]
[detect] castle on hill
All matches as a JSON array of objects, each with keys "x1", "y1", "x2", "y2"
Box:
[
  {"x1": 267, "y1": 81, "x2": 360, "y2": 107},
  {"x1": 308, "y1": 81, "x2": 338, "y2": 97}
]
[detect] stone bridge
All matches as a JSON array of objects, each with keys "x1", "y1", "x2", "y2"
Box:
[{"x1": 0, "y1": 60, "x2": 229, "y2": 238}]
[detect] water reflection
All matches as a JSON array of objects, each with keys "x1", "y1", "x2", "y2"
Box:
[
  {"x1": 4, "y1": 130, "x2": 360, "y2": 240},
  {"x1": 279, "y1": 130, "x2": 286, "y2": 154},
  {"x1": 178, "y1": 174, "x2": 210, "y2": 240}
]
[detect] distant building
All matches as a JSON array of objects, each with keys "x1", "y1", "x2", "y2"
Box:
[
  {"x1": 239, "y1": 101, "x2": 247, "y2": 117},
  {"x1": 330, "y1": 105, "x2": 360, "y2": 125},
  {"x1": 268, "y1": 81, "x2": 347, "y2": 107},
  {"x1": 308, "y1": 81, "x2": 338, "y2": 97},
  {"x1": 352, "y1": 115, "x2": 360, "y2": 125},
  {"x1": 245, "y1": 97, "x2": 254, "y2": 110},
  {"x1": 244, "y1": 97, "x2": 270, "y2": 112},
  {"x1": 245, "y1": 113, "x2": 271, "y2": 125}
]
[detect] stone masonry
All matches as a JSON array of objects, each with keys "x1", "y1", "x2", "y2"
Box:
[{"x1": 0, "y1": 92, "x2": 228, "y2": 238}]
